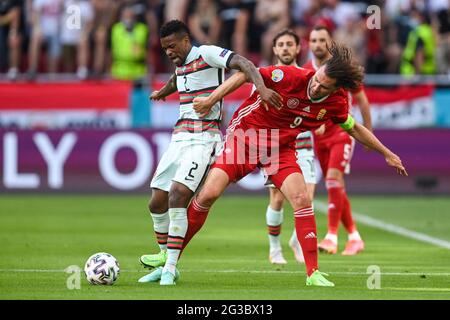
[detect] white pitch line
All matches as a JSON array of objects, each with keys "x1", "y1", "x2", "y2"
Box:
[
  {"x1": 314, "y1": 200, "x2": 450, "y2": 250},
  {"x1": 1, "y1": 269, "x2": 450, "y2": 276}
]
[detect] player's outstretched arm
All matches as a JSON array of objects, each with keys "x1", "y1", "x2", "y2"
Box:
[
  {"x1": 228, "y1": 54, "x2": 282, "y2": 108},
  {"x1": 354, "y1": 90, "x2": 373, "y2": 132},
  {"x1": 343, "y1": 118, "x2": 408, "y2": 176},
  {"x1": 149, "y1": 73, "x2": 177, "y2": 101},
  {"x1": 193, "y1": 71, "x2": 247, "y2": 117}
]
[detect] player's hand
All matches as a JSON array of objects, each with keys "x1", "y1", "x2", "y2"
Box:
[
  {"x1": 315, "y1": 124, "x2": 326, "y2": 135},
  {"x1": 259, "y1": 88, "x2": 283, "y2": 111},
  {"x1": 385, "y1": 152, "x2": 408, "y2": 176},
  {"x1": 193, "y1": 96, "x2": 214, "y2": 118},
  {"x1": 149, "y1": 90, "x2": 165, "y2": 101}
]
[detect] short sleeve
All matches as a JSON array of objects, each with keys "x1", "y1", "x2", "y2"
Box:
[{"x1": 199, "y1": 45, "x2": 235, "y2": 69}]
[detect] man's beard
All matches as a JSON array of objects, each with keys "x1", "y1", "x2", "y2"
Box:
[
  {"x1": 277, "y1": 55, "x2": 295, "y2": 65},
  {"x1": 313, "y1": 50, "x2": 327, "y2": 60}
]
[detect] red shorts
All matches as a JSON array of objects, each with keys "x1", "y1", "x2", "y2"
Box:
[
  {"x1": 212, "y1": 130, "x2": 302, "y2": 189},
  {"x1": 314, "y1": 130, "x2": 354, "y2": 175}
]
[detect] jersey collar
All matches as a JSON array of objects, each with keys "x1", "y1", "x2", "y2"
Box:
[{"x1": 183, "y1": 46, "x2": 199, "y2": 65}]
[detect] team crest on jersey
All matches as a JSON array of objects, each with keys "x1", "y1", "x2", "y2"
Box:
[
  {"x1": 287, "y1": 98, "x2": 300, "y2": 109},
  {"x1": 271, "y1": 69, "x2": 284, "y2": 82},
  {"x1": 317, "y1": 108, "x2": 327, "y2": 120}
]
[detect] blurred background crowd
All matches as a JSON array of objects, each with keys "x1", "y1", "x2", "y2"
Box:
[{"x1": 0, "y1": 0, "x2": 449, "y2": 82}]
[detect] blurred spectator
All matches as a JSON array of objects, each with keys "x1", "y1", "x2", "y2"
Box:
[
  {"x1": 90, "y1": 0, "x2": 119, "y2": 77},
  {"x1": 27, "y1": 0, "x2": 63, "y2": 78},
  {"x1": 187, "y1": 0, "x2": 221, "y2": 46},
  {"x1": 163, "y1": 0, "x2": 189, "y2": 23},
  {"x1": 253, "y1": 0, "x2": 289, "y2": 65},
  {"x1": 430, "y1": 0, "x2": 450, "y2": 74},
  {"x1": 291, "y1": 0, "x2": 335, "y2": 64},
  {"x1": 0, "y1": 0, "x2": 23, "y2": 80},
  {"x1": 217, "y1": 0, "x2": 250, "y2": 57},
  {"x1": 1, "y1": 0, "x2": 450, "y2": 77},
  {"x1": 110, "y1": 4, "x2": 148, "y2": 80},
  {"x1": 334, "y1": 8, "x2": 366, "y2": 66},
  {"x1": 145, "y1": 0, "x2": 163, "y2": 74},
  {"x1": 400, "y1": 9, "x2": 437, "y2": 75},
  {"x1": 60, "y1": 0, "x2": 93, "y2": 79}
]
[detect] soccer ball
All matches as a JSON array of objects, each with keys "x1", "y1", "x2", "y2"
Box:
[{"x1": 84, "y1": 252, "x2": 120, "y2": 285}]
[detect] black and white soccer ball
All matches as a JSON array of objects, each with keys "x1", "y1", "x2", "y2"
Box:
[{"x1": 84, "y1": 252, "x2": 120, "y2": 285}]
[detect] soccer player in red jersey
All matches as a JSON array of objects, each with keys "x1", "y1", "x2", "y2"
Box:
[
  {"x1": 262, "y1": 29, "x2": 316, "y2": 265},
  {"x1": 305, "y1": 26, "x2": 372, "y2": 255},
  {"x1": 146, "y1": 43, "x2": 407, "y2": 286}
]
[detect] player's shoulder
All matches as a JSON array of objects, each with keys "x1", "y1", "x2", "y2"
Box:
[
  {"x1": 328, "y1": 88, "x2": 349, "y2": 105},
  {"x1": 198, "y1": 45, "x2": 231, "y2": 57},
  {"x1": 260, "y1": 65, "x2": 312, "y2": 82}
]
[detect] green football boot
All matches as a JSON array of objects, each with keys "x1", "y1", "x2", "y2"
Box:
[
  {"x1": 139, "y1": 250, "x2": 167, "y2": 269},
  {"x1": 306, "y1": 270, "x2": 335, "y2": 287}
]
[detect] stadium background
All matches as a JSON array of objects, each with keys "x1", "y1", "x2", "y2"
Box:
[{"x1": 0, "y1": 0, "x2": 450, "y2": 300}]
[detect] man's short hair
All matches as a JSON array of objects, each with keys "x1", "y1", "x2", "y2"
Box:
[
  {"x1": 160, "y1": 19, "x2": 191, "y2": 39},
  {"x1": 272, "y1": 28, "x2": 300, "y2": 47},
  {"x1": 311, "y1": 25, "x2": 332, "y2": 37}
]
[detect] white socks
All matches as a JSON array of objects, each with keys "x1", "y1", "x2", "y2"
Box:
[
  {"x1": 164, "y1": 208, "x2": 188, "y2": 275},
  {"x1": 150, "y1": 211, "x2": 169, "y2": 251},
  {"x1": 266, "y1": 206, "x2": 283, "y2": 251}
]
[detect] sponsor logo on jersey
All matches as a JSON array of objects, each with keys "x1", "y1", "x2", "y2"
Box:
[
  {"x1": 287, "y1": 98, "x2": 300, "y2": 109},
  {"x1": 317, "y1": 108, "x2": 327, "y2": 120},
  {"x1": 302, "y1": 106, "x2": 311, "y2": 112},
  {"x1": 219, "y1": 49, "x2": 229, "y2": 57},
  {"x1": 271, "y1": 69, "x2": 284, "y2": 82}
]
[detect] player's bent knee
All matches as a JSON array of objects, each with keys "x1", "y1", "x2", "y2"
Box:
[
  {"x1": 169, "y1": 184, "x2": 194, "y2": 208},
  {"x1": 289, "y1": 192, "x2": 312, "y2": 210},
  {"x1": 197, "y1": 187, "x2": 221, "y2": 207},
  {"x1": 149, "y1": 199, "x2": 167, "y2": 214}
]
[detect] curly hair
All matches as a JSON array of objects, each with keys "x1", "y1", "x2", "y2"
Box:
[
  {"x1": 159, "y1": 19, "x2": 191, "y2": 39},
  {"x1": 324, "y1": 42, "x2": 364, "y2": 91}
]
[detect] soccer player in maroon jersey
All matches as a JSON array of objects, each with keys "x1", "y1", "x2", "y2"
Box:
[
  {"x1": 152, "y1": 43, "x2": 407, "y2": 286},
  {"x1": 305, "y1": 26, "x2": 372, "y2": 255}
]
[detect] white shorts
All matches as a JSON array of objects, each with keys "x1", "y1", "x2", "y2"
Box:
[
  {"x1": 265, "y1": 147, "x2": 317, "y2": 188},
  {"x1": 296, "y1": 148, "x2": 317, "y2": 185},
  {"x1": 150, "y1": 140, "x2": 218, "y2": 192}
]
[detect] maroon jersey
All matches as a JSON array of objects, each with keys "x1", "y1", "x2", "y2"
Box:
[{"x1": 227, "y1": 65, "x2": 349, "y2": 147}]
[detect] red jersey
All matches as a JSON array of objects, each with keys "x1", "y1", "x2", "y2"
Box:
[
  {"x1": 302, "y1": 59, "x2": 362, "y2": 141},
  {"x1": 227, "y1": 65, "x2": 349, "y2": 147}
]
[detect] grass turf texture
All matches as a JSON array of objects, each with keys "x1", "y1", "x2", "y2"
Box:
[{"x1": 0, "y1": 195, "x2": 449, "y2": 300}]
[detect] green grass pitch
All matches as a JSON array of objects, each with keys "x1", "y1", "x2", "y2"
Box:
[{"x1": 0, "y1": 194, "x2": 449, "y2": 300}]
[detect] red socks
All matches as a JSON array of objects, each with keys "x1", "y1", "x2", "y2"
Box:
[
  {"x1": 341, "y1": 190, "x2": 357, "y2": 233},
  {"x1": 294, "y1": 206, "x2": 318, "y2": 276},
  {"x1": 326, "y1": 178, "x2": 344, "y2": 235},
  {"x1": 181, "y1": 198, "x2": 210, "y2": 253}
]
